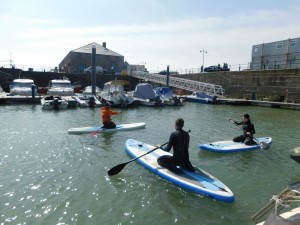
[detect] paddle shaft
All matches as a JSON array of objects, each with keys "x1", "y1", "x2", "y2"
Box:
[
  {"x1": 107, "y1": 142, "x2": 168, "y2": 176},
  {"x1": 229, "y1": 119, "x2": 258, "y2": 142},
  {"x1": 91, "y1": 112, "x2": 121, "y2": 135}
]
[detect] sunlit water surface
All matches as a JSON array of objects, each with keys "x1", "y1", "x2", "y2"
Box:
[{"x1": 0, "y1": 103, "x2": 299, "y2": 225}]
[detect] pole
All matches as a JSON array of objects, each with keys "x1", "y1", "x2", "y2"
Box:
[
  {"x1": 91, "y1": 44, "x2": 96, "y2": 96},
  {"x1": 166, "y1": 65, "x2": 170, "y2": 87},
  {"x1": 200, "y1": 49, "x2": 207, "y2": 70}
]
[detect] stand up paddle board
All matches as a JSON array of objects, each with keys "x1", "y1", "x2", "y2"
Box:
[
  {"x1": 199, "y1": 137, "x2": 272, "y2": 153},
  {"x1": 68, "y1": 122, "x2": 146, "y2": 134},
  {"x1": 125, "y1": 139, "x2": 235, "y2": 203}
]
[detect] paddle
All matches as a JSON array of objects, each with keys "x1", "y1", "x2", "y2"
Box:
[
  {"x1": 108, "y1": 130, "x2": 191, "y2": 176},
  {"x1": 229, "y1": 119, "x2": 270, "y2": 150},
  {"x1": 107, "y1": 142, "x2": 169, "y2": 176},
  {"x1": 90, "y1": 112, "x2": 121, "y2": 136}
]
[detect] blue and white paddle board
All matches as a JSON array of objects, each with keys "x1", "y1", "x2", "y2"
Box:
[
  {"x1": 199, "y1": 137, "x2": 272, "y2": 153},
  {"x1": 125, "y1": 139, "x2": 235, "y2": 203},
  {"x1": 68, "y1": 122, "x2": 146, "y2": 134}
]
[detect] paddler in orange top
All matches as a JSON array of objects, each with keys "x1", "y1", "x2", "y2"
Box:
[{"x1": 102, "y1": 102, "x2": 121, "y2": 129}]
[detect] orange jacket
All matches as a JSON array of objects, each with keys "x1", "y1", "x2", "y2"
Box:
[{"x1": 102, "y1": 106, "x2": 119, "y2": 123}]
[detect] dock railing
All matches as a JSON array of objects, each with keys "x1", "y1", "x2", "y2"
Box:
[{"x1": 131, "y1": 71, "x2": 225, "y2": 96}]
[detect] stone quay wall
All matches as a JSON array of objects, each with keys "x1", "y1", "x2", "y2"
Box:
[
  {"x1": 175, "y1": 68, "x2": 300, "y2": 103},
  {"x1": 1, "y1": 68, "x2": 299, "y2": 103}
]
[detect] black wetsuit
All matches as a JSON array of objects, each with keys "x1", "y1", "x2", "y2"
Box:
[
  {"x1": 233, "y1": 120, "x2": 256, "y2": 145},
  {"x1": 157, "y1": 128, "x2": 195, "y2": 173}
]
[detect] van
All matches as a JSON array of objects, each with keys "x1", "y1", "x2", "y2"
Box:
[{"x1": 84, "y1": 66, "x2": 104, "y2": 74}]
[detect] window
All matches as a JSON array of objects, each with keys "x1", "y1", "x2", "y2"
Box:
[
  {"x1": 254, "y1": 45, "x2": 260, "y2": 52},
  {"x1": 290, "y1": 39, "x2": 297, "y2": 47},
  {"x1": 78, "y1": 64, "x2": 86, "y2": 72},
  {"x1": 276, "y1": 42, "x2": 283, "y2": 49}
]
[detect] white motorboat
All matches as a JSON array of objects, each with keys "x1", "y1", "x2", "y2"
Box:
[
  {"x1": 47, "y1": 79, "x2": 74, "y2": 96},
  {"x1": 9, "y1": 79, "x2": 37, "y2": 96},
  {"x1": 185, "y1": 91, "x2": 218, "y2": 104},
  {"x1": 154, "y1": 87, "x2": 183, "y2": 106},
  {"x1": 133, "y1": 83, "x2": 164, "y2": 107},
  {"x1": 41, "y1": 96, "x2": 68, "y2": 110},
  {"x1": 100, "y1": 80, "x2": 137, "y2": 107},
  {"x1": 82, "y1": 86, "x2": 101, "y2": 96},
  {"x1": 252, "y1": 182, "x2": 300, "y2": 225},
  {"x1": 73, "y1": 94, "x2": 101, "y2": 107}
]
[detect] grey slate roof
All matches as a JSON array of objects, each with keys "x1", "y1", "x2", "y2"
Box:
[{"x1": 72, "y1": 42, "x2": 123, "y2": 57}]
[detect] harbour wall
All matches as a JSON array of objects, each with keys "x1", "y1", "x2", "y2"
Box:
[
  {"x1": 1, "y1": 68, "x2": 299, "y2": 103},
  {"x1": 175, "y1": 68, "x2": 300, "y2": 103}
]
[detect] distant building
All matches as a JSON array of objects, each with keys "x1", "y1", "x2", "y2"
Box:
[
  {"x1": 251, "y1": 37, "x2": 300, "y2": 70},
  {"x1": 59, "y1": 42, "x2": 124, "y2": 74}
]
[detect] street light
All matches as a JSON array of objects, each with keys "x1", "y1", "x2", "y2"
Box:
[{"x1": 200, "y1": 49, "x2": 207, "y2": 72}]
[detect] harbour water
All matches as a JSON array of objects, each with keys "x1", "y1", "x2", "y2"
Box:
[{"x1": 0, "y1": 103, "x2": 299, "y2": 225}]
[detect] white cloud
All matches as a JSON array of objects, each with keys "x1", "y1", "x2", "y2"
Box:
[{"x1": 1, "y1": 6, "x2": 300, "y2": 72}]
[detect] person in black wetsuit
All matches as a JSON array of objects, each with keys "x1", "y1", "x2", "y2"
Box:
[
  {"x1": 157, "y1": 118, "x2": 195, "y2": 174},
  {"x1": 232, "y1": 113, "x2": 256, "y2": 145}
]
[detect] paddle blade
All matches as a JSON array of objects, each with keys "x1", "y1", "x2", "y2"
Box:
[
  {"x1": 260, "y1": 142, "x2": 270, "y2": 150},
  {"x1": 107, "y1": 162, "x2": 128, "y2": 176},
  {"x1": 90, "y1": 131, "x2": 97, "y2": 136}
]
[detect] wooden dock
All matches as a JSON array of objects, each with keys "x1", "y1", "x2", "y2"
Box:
[
  {"x1": 0, "y1": 93, "x2": 41, "y2": 104},
  {"x1": 219, "y1": 98, "x2": 300, "y2": 110}
]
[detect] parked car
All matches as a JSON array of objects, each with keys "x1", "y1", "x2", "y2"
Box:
[
  {"x1": 158, "y1": 70, "x2": 179, "y2": 75},
  {"x1": 84, "y1": 66, "x2": 103, "y2": 74},
  {"x1": 204, "y1": 66, "x2": 221, "y2": 72},
  {"x1": 204, "y1": 64, "x2": 230, "y2": 72}
]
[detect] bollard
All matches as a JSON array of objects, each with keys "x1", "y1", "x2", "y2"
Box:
[{"x1": 31, "y1": 84, "x2": 36, "y2": 99}]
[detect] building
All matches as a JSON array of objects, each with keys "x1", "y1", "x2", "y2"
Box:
[
  {"x1": 59, "y1": 42, "x2": 124, "y2": 74},
  {"x1": 251, "y1": 37, "x2": 300, "y2": 70}
]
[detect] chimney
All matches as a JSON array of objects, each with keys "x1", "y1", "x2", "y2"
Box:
[{"x1": 102, "y1": 42, "x2": 106, "y2": 49}]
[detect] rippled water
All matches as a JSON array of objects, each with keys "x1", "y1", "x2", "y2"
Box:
[{"x1": 0, "y1": 103, "x2": 299, "y2": 225}]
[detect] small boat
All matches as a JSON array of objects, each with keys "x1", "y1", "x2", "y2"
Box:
[
  {"x1": 252, "y1": 181, "x2": 300, "y2": 225},
  {"x1": 41, "y1": 96, "x2": 68, "y2": 110},
  {"x1": 47, "y1": 79, "x2": 74, "y2": 96},
  {"x1": 73, "y1": 94, "x2": 101, "y2": 107},
  {"x1": 68, "y1": 122, "x2": 146, "y2": 134},
  {"x1": 82, "y1": 85, "x2": 101, "y2": 96},
  {"x1": 100, "y1": 80, "x2": 136, "y2": 107},
  {"x1": 199, "y1": 137, "x2": 272, "y2": 153},
  {"x1": 185, "y1": 91, "x2": 218, "y2": 104},
  {"x1": 154, "y1": 87, "x2": 183, "y2": 106},
  {"x1": 124, "y1": 139, "x2": 235, "y2": 203},
  {"x1": 133, "y1": 83, "x2": 164, "y2": 106},
  {"x1": 9, "y1": 79, "x2": 37, "y2": 96}
]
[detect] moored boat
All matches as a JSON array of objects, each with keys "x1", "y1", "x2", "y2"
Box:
[
  {"x1": 185, "y1": 91, "x2": 218, "y2": 104},
  {"x1": 9, "y1": 79, "x2": 37, "y2": 96},
  {"x1": 73, "y1": 94, "x2": 101, "y2": 107},
  {"x1": 47, "y1": 79, "x2": 74, "y2": 96},
  {"x1": 154, "y1": 87, "x2": 183, "y2": 106},
  {"x1": 41, "y1": 96, "x2": 68, "y2": 110},
  {"x1": 252, "y1": 181, "x2": 300, "y2": 225},
  {"x1": 100, "y1": 80, "x2": 136, "y2": 107},
  {"x1": 133, "y1": 83, "x2": 163, "y2": 106}
]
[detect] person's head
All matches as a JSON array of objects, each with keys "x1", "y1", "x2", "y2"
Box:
[
  {"x1": 105, "y1": 102, "x2": 111, "y2": 108},
  {"x1": 175, "y1": 118, "x2": 184, "y2": 129},
  {"x1": 243, "y1": 113, "x2": 250, "y2": 121}
]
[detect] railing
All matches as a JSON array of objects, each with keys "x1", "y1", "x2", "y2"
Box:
[{"x1": 131, "y1": 71, "x2": 225, "y2": 96}]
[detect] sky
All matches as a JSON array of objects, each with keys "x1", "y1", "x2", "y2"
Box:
[{"x1": 1, "y1": 0, "x2": 300, "y2": 73}]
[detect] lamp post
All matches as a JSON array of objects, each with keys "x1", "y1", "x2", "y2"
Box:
[{"x1": 200, "y1": 49, "x2": 207, "y2": 72}]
